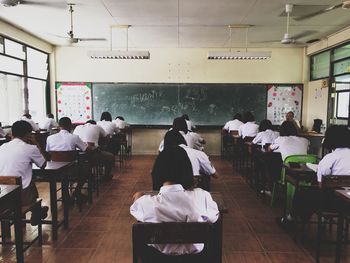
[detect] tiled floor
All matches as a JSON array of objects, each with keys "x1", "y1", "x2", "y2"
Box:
[{"x1": 1, "y1": 156, "x2": 349, "y2": 262}]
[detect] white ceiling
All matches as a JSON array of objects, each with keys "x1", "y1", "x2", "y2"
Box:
[{"x1": 0, "y1": 0, "x2": 349, "y2": 49}]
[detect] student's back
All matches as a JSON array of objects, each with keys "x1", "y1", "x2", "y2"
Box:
[{"x1": 74, "y1": 121, "x2": 106, "y2": 146}]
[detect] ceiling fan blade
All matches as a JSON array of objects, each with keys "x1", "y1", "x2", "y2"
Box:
[
  {"x1": 292, "y1": 30, "x2": 318, "y2": 40},
  {"x1": 76, "y1": 38, "x2": 107, "y2": 42},
  {"x1": 293, "y1": 3, "x2": 343, "y2": 21},
  {"x1": 21, "y1": 0, "x2": 67, "y2": 8}
]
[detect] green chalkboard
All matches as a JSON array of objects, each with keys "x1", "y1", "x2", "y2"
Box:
[{"x1": 92, "y1": 83, "x2": 267, "y2": 125}]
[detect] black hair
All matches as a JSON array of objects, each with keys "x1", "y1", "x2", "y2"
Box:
[
  {"x1": 58, "y1": 117, "x2": 72, "y2": 129},
  {"x1": 163, "y1": 130, "x2": 187, "y2": 150},
  {"x1": 233, "y1": 113, "x2": 242, "y2": 121},
  {"x1": 173, "y1": 117, "x2": 188, "y2": 134},
  {"x1": 86, "y1": 120, "x2": 96, "y2": 125},
  {"x1": 47, "y1": 113, "x2": 54, "y2": 119},
  {"x1": 151, "y1": 146, "x2": 194, "y2": 190},
  {"x1": 100, "y1": 112, "x2": 112, "y2": 121},
  {"x1": 259, "y1": 119, "x2": 273, "y2": 132},
  {"x1": 12, "y1": 120, "x2": 32, "y2": 138},
  {"x1": 23, "y1": 113, "x2": 32, "y2": 119},
  {"x1": 182, "y1": 114, "x2": 189, "y2": 120},
  {"x1": 323, "y1": 125, "x2": 350, "y2": 150},
  {"x1": 0, "y1": 122, "x2": 2, "y2": 127},
  {"x1": 243, "y1": 112, "x2": 255, "y2": 123},
  {"x1": 279, "y1": 121, "x2": 298, "y2": 136},
  {"x1": 115, "y1": 116, "x2": 125, "y2": 121}
]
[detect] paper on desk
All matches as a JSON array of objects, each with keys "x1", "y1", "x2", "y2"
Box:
[{"x1": 306, "y1": 163, "x2": 318, "y2": 172}]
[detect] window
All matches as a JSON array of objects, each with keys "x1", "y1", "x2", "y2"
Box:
[
  {"x1": 333, "y1": 58, "x2": 350, "y2": 76},
  {"x1": 0, "y1": 35, "x2": 49, "y2": 126},
  {"x1": 333, "y1": 43, "x2": 350, "y2": 61}
]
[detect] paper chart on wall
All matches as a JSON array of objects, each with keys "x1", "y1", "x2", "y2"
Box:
[
  {"x1": 267, "y1": 85, "x2": 303, "y2": 125},
  {"x1": 56, "y1": 83, "x2": 92, "y2": 123}
]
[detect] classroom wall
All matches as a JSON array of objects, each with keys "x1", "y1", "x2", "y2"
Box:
[{"x1": 54, "y1": 46, "x2": 305, "y2": 155}]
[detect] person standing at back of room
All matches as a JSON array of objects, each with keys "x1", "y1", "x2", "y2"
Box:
[{"x1": 285, "y1": 111, "x2": 301, "y2": 133}]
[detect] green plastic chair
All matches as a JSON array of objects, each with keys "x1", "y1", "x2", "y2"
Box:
[{"x1": 270, "y1": 154, "x2": 318, "y2": 208}]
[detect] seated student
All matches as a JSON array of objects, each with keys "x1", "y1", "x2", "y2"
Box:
[
  {"x1": 73, "y1": 120, "x2": 115, "y2": 179},
  {"x1": 182, "y1": 114, "x2": 196, "y2": 131},
  {"x1": 223, "y1": 113, "x2": 243, "y2": 133},
  {"x1": 252, "y1": 119, "x2": 279, "y2": 146},
  {"x1": 130, "y1": 146, "x2": 219, "y2": 260},
  {"x1": 238, "y1": 112, "x2": 259, "y2": 139},
  {"x1": 21, "y1": 113, "x2": 40, "y2": 132},
  {"x1": 46, "y1": 117, "x2": 90, "y2": 201},
  {"x1": 97, "y1": 112, "x2": 119, "y2": 136},
  {"x1": 0, "y1": 121, "x2": 48, "y2": 225},
  {"x1": 154, "y1": 130, "x2": 217, "y2": 190},
  {"x1": 39, "y1": 113, "x2": 58, "y2": 133},
  {"x1": 285, "y1": 111, "x2": 301, "y2": 133},
  {"x1": 0, "y1": 122, "x2": 5, "y2": 138},
  {"x1": 113, "y1": 116, "x2": 129, "y2": 129}
]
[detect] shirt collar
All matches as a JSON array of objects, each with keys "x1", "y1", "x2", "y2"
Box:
[
  {"x1": 59, "y1": 129, "x2": 70, "y2": 134},
  {"x1": 11, "y1": 138, "x2": 26, "y2": 144},
  {"x1": 159, "y1": 184, "x2": 185, "y2": 194}
]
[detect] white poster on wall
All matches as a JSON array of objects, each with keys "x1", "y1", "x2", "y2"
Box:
[
  {"x1": 56, "y1": 82, "x2": 92, "y2": 123},
  {"x1": 267, "y1": 85, "x2": 303, "y2": 125}
]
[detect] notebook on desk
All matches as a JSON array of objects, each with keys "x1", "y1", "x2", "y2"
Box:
[{"x1": 306, "y1": 163, "x2": 318, "y2": 172}]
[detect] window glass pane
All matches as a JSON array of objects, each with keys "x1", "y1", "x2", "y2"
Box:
[
  {"x1": 0, "y1": 37, "x2": 4, "y2": 53},
  {"x1": 335, "y1": 74, "x2": 350, "y2": 82},
  {"x1": 335, "y1": 83, "x2": 350, "y2": 91},
  {"x1": 0, "y1": 73, "x2": 24, "y2": 126},
  {"x1": 0, "y1": 55, "x2": 24, "y2": 75},
  {"x1": 28, "y1": 78, "x2": 46, "y2": 121},
  {"x1": 4, "y1": 39, "x2": 25, "y2": 59},
  {"x1": 311, "y1": 51, "x2": 330, "y2": 80},
  {"x1": 336, "y1": 92, "x2": 349, "y2": 118},
  {"x1": 333, "y1": 43, "x2": 350, "y2": 61},
  {"x1": 333, "y1": 58, "x2": 350, "y2": 76},
  {"x1": 27, "y1": 47, "x2": 48, "y2": 79}
]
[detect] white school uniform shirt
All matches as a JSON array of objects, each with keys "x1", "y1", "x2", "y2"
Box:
[
  {"x1": 113, "y1": 118, "x2": 129, "y2": 129},
  {"x1": 97, "y1": 120, "x2": 119, "y2": 136},
  {"x1": 186, "y1": 120, "x2": 196, "y2": 131},
  {"x1": 159, "y1": 130, "x2": 193, "y2": 152},
  {"x1": 21, "y1": 116, "x2": 40, "y2": 132},
  {"x1": 0, "y1": 138, "x2": 46, "y2": 189},
  {"x1": 188, "y1": 131, "x2": 205, "y2": 151},
  {"x1": 39, "y1": 117, "x2": 58, "y2": 131},
  {"x1": 252, "y1": 130, "x2": 280, "y2": 145},
  {"x1": 130, "y1": 184, "x2": 219, "y2": 255},
  {"x1": 317, "y1": 148, "x2": 350, "y2": 182},
  {"x1": 179, "y1": 144, "x2": 216, "y2": 176},
  {"x1": 270, "y1": 136, "x2": 309, "y2": 161},
  {"x1": 46, "y1": 130, "x2": 87, "y2": 152},
  {"x1": 223, "y1": 119, "x2": 244, "y2": 132},
  {"x1": 73, "y1": 123, "x2": 107, "y2": 146},
  {"x1": 238, "y1": 122, "x2": 259, "y2": 138}
]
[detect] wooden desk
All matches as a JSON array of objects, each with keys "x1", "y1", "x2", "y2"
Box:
[
  {"x1": 334, "y1": 188, "x2": 350, "y2": 263},
  {"x1": 32, "y1": 161, "x2": 73, "y2": 240},
  {"x1": 284, "y1": 163, "x2": 317, "y2": 186},
  {"x1": 0, "y1": 184, "x2": 23, "y2": 263}
]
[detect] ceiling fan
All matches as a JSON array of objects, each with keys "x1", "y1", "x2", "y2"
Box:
[
  {"x1": 57, "y1": 4, "x2": 107, "y2": 44},
  {"x1": 0, "y1": 0, "x2": 66, "y2": 8},
  {"x1": 294, "y1": 1, "x2": 350, "y2": 21}
]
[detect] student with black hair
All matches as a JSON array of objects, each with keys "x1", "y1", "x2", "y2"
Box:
[
  {"x1": 21, "y1": 113, "x2": 40, "y2": 132},
  {"x1": 159, "y1": 117, "x2": 192, "y2": 151},
  {"x1": 130, "y1": 146, "x2": 219, "y2": 258},
  {"x1": 252, "y1": 119, "x2": 279, "y2": 146},
  {"x1": 317, "y1": 125, "x2": 350, "y2": 182},
  {"x1": 97, "y1": 112, "x2": 119, "y2": 136},
  {"x1": 0, "y1": 120, "x2": 48, "y2": 225},
  {"x1": 223, "y1": 113, "x2": 243, "y2": 133},
  {"x1": 182, "y1": 113, "x2": 196, "y2": 131},
  {"x1": 238, "y1": 111, "x2": 259, "y2": 139},
  {"x1": 113, "y1": 116, "x2": 129, "y2": 129},
  {"x1": 39, "y1": 113, "x2": 58, "y2": 132}
]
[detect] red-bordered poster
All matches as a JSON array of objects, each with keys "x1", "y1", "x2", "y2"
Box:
[
  {"x1": 267, "y1": 84, "x2": 303, "y2": 125},
  {"x1": 56, "y1": 82, "x2": 92, "y2": 123}
]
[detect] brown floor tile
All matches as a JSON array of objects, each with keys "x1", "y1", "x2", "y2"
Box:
[
  {"x1": 267, "y1": 252, "x2": 314, "y2": 263},
  {"x1": 46, "y1": 248, "x2": 96, "y2": 263},
  {"x1": 257, "y1": 234, "x2": 305, "y2": 253},
  {"x1": 223, "y1": 233, "x2": 263, "y2": 252},
  {"x1": 224, "y1": 252, "x2": 271, "y2": 263},
  {"x1": 58, "y1": 231, "x2": 105, "y2": 248}
]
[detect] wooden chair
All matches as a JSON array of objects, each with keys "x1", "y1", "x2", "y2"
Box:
[
  {"x1": 0, "y1": 176, "x2": 43, "y2": 249},
  {"x1": 132, "y1": 221, "x2": 216, "y2": 263},
  {"x1": 315, "y1": 175, "x2": 350, "y2": 263}
]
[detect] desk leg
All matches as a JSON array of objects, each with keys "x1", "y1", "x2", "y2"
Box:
[
  {"x1": 335, "y1": 212, "x2": 344, "y2": 263},
  {"x1": 61, "y1": 173, "x2": 69, "y2": 229},
  {"x1": 13, "y1": 188, "x2": 24, "y2": 263},
  {"x1": 50, "y1": 178, "x2": 58, "y2": 240}
]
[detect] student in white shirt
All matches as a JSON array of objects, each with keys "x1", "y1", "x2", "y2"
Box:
[
  {"x1": 182, "y1": 114, "x2": 196, "y2": 131},
  {"x1": 46, "y1": 117, "x2": 90, "y2": 201},
  {"x1": 0, "y1": 122, "x2": 5, "y2": 138},
  {"x1": 223, "y1": 113, "x2": 243, "y2": 133},
  {"x1": 131, "y1": 146, "x2": 219, "y2": 259},
  {"x1": 113, "y1": 116, "x2": 129, "y2": 129},
  {"x1": 21, "y1": 113, "x2": 40, "y2": 132},
  {"x1": 238, "y1": 112, "x2": 259, "y2": 139},
  {"x1": 74, "y1": 120, "x2": 115, "y2": 179},
  {"x1": 97, "y1": 112, "x2": 119, "y2": 136},
  {"x1": 0, "y1": 121, "x2": 48, "y2": 225},
  {"x1": 39, "y1": 113, "x2": 58, "y2": 133},
  {"x1": 252, "y1": 119, "x2": 279, "y2": 146}
]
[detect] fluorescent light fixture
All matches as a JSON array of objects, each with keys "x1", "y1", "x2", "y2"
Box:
[
  {"x1": 208, "y1": 51, "x2": 271, "y2": 60},
  {"x1": 87, "y1": 50, "x2": 150, "y2": 59}
]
